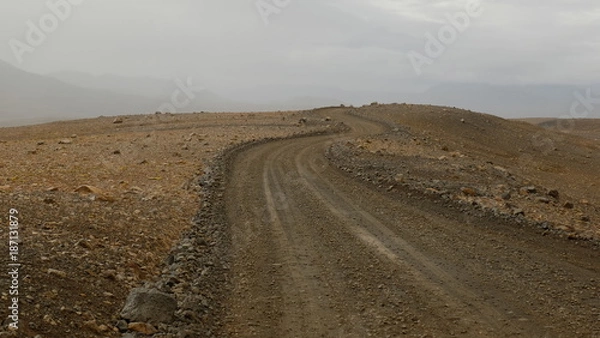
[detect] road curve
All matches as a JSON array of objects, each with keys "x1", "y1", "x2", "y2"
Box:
[{"x1": 222, "y1": 111, "x2": 600, "y2": 337}]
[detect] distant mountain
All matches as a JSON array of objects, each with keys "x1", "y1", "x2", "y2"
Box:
[
  {"x1": 49, "y1": 71, "x2": 174, "y2": 98},
  {"x1": 412, "y1": 83, "x2": 600, "y2": 118},
  {"x1": 47, "y1": 71, "x2": 345, "y2": 113},
  {"x1": 2, "y1": 61, "x2": 598, "y2": 126},
  {"x1": 0, "y1": 61, "x2": 157, "y2": 126}
]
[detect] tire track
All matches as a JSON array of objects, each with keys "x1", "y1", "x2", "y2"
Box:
[{"x1": 223, "y1": 110, "x2": 600, "y2": 338}]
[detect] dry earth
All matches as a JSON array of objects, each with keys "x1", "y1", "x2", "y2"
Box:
[
  {"x1": 1, "y1": 105, "x2": 599, "y2": 338},
  {"x1": 331, "y1": 105, "x2": 600, "y2": 241},
  {"x1": 0, "y1": 111, "x2": 330, "y2": 337},
  {"x1": 222, "y1": 106, "x2": 600, "y2": 337}
]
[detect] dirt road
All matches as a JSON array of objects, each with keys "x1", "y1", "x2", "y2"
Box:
[{"x1": 222, "y1": 111, "x2": 600, "y2": 337}]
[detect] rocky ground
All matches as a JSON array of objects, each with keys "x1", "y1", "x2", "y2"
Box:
[
  {"x1": 327, "y1": 104, "x2": 600, "y2": 242},
  {"x1": 0, "y1": 111, "x2": 331, "y2": 337},
  {"x1": 1, "y1": 104, "x2": 598, "y2": 337}
]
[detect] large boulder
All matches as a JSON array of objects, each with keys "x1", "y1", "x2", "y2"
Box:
[{"x1": 120, "y1": 288, "x2": 177, "y2": 324}]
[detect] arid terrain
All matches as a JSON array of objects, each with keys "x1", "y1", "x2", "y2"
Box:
[
  {"x1": 0, "y1": 111, "x2": 332, "y2": 337},
  {"x1": 1, "y1": 105, "x2": 599, "y2": 337}
]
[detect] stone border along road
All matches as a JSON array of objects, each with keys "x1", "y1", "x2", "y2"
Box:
[{"x1": 117, "y1": 119, "x2": 348, "y2": 338}]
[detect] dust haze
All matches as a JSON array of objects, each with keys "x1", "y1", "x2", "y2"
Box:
[{"x1": 1, "y1": 1, "x2": 599, "y2": 125}]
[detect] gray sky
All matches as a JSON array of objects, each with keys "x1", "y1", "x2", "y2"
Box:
[{"x1": 2, "y1": 0, "x2": 599, "y2": 92}]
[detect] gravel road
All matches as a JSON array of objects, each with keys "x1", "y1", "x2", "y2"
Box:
[{"x1": 221, "y1": 110, "x2": 600, "y2": 337}]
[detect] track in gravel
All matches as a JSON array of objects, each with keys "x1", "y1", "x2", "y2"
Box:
[{"x1": 222, "y1": 111, "x2": 600, "y2": 337}]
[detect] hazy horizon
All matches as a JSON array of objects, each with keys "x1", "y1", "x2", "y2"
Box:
[{"x1": 1, "y1": 1, "x2": 600, "y2": 124}]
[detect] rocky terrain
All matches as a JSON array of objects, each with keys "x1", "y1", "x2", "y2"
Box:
[
  {"x1": 328, "y1": 104, "x2": 600, "y2": 242},
  {"x1": 0, "y1": 104, "x2": 598, "y2": 337},
  {"x1": 0, "y1": 111, "x2": 331, "y2": 337}
]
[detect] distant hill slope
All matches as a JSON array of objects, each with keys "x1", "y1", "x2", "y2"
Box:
[
  {"x1": 413, "y1": 83, "x2": 600, "y2": 118},
  {"x1": 0, "y1": 60, "x2": 157, "y2": 126}
]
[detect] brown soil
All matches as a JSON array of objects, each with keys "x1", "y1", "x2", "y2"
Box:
[
  {"x1": 2, "y1": 105, "x2": 599, "y2": 337},
  {"x1": 337, "y1": 105, "x2": 600, "y2": 241},
  {"x1": 0, "y1": 111, "x2": 328, "y2": 337}
]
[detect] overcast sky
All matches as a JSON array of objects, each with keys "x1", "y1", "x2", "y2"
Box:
[{"x1": 2, "y1": 0, "x2": 599, "y2": 93}]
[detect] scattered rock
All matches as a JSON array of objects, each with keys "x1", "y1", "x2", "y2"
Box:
[
  {"x1": 113, "y1": 118, "x2": 124, "y2": 124},
  {"x1": 43, "y1": 197, "x2": 56, "y2": 204},
  {"x1": 43, "y1": 314, "x2": 58, "y2": 326},
  {"x1": 520, "y1": 186, "x2": 537, "y2": 194},
  {"x1": 394, "y1": 174, "x2": 405, "y2": 183},
  {"x1": 74, "y1": 185, "x2": 114, "y2": 202},
  {"x1": 494, "y1": 166, "x2": 510, "y2": 176},
  {"x1": 513, "y1": 209, "x2": 525, "y2": 216},
  {"x1": 83, "y1": 319, "x2": 103, "y2": 333},
  {"x1": 536, "y1": 197, "x2": 551, "y2": 204},
  {"x1": 548, "y1": 189, "x2": 560, "y2": 199},
  {"x1": 120, "y1": 288, "x2": 177, "y2": 324},
  {"x1": 461, "y1": 187, "x2": 479, "y2": 196},
  {"x1": 58, "y1": 139, "x2": 73, "y2": 145},
  {"x1": 563, "y1": 202, "x2": 574, "y2": 209},
  {"x1": 128, "y1": 322, "x2": 158, "y2": 335},
  {"x1": 47, "y1": 268, "x2": 67, "y2": 278},
  {"x1": 116, "y1": 319, "x2": 129, "y2": 332}
]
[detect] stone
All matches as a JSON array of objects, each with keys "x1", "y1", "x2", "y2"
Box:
[
  {"x1": 59, "y1": 139, "x2": 73, "y2": 145},
  {"x1": 120, "y1": 288, "x2": 177, "y2": 324},
  {"x1": 520, "y1": 186, "x2": 537, "y2": 194},
  {"x1": 461, "y1": 187, "x2": 478, "y2": 196},
  {"x1": 536, "y1": 197, "x2": 551, "y2": 204},
  {"x1": 113, "y1": 118, "x2": 124, "y2": 124},
  {"x1": 75, "y1": 185, "x2": 114, "y2": 202},
  {"x1": 115, "y1": 319, "x2": 129, "y2": 333},
  {"x1": 128, "y1": 322, "x2": 158, "y2": 335},
  {"x1": 47, "y1": 268, "x2": 67, "y2": 278},
  {"x1": 83, "y1": 320, "x2": 103, "y2": 333},
  {"x1": 513, "y1": 209, "x2": 525, "y2": 216},
  {"x1": 548, "y1": 189, "x2": 559, "y2": 199},
  {"x1": 394, "y1": 174, "x2": 405, "y2": 183},
  {"x1": 563, "y1": 202, "x2": 574, "y2": 209}
]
